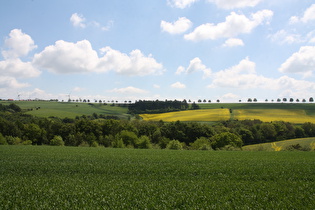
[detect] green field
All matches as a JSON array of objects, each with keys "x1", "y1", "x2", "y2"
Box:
[
  {"x1": 0, "y1": 101, "x2": 130, "y2": 119},
  {"x1": 2, "y1": 101, "x2": 315, "y2": 123},
  {"x1": 243, "y1": 137, "x2": 315, "y2": 151},
  {"x1": 0, "y1": 146, "x2": 314, "y2": 209}
]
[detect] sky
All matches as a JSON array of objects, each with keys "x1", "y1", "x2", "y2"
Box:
[{"x1": 0, "y1": 0, "x2": 315, "y2": 102}]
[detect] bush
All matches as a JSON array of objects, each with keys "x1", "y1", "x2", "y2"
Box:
[
  {"x1": 166, "y1": 140, "x2": 183, "y2": 150},
  {"x1": 5, "y1": 136, "x2": 21, "y2": 145},
  {"x1": 22, "y1": 140, "x2": 32, "y2": 145},
  {"x1": 285, "y1": 144, "x2": 311, "y2": 151},
  {"x1": 137, "y1": 135, "x2": 152, "y2": 149},
  {"x1": 91, "y1": 141, "x2": 99, "y2": 147},
  {"x1": 190, "y1": 137, "x2": 211, "y2": 150},
  {"x1": 50, "y1": 135, "x2": 64, "y2": 146},
  {"x1": 211, "y1": 132, "x2": 243, "y2": 150},
  {"x1": 0, "y1": 133, "x2": 7, "y2": 145}
]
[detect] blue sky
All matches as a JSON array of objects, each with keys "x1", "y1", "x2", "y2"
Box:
[{"x1": 1, "y1": 0, "x2": 315, "y2": 102}]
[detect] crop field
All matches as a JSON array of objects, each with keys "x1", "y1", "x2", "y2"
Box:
[
  {"x1": 243, "y1": 137, "x2": 315, "y2": 151},
  {"x1": 0, "y1": 101, "x2": 129, "y2": 119},
  {"x1": 140, "y1": 109, "x2": 231, "y2": 122},
  {"x1": 233, "y1": 109, "x2": 315, "y2": 123},
  {"x1": 0, "y1": 146, "x2": 314, "y2": 209}
]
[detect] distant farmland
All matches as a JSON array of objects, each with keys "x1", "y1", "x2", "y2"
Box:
[{"x1": 141, "y1": 103, "x2": 315, "y2": 123}]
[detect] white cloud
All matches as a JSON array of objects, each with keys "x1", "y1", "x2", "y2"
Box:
[
  {"x1": 167, "y1": 0, "x2": 198, "y2": 9},
  {"x1": 0, "y1": 76, "x2": 30, "y2": 89},
  {"x1": 207, "y1": 0, "x2": 262, "y2": 9},
  {"x1": 208, "y1": 57, "x2": 266, "y2": 89},
  {"x1": 153, "y1": 84, "x2": 160, "y2": 88},
  {"x1": 108, "y1": 86, "x2": 149, "y2": 94},
  {"x1": 2, "y1": 29, "x2": 37, "y2": 59},
  {"x1": 222, "y1": 38, "x2": 244, "y2": 47},
  {"x1": 161, "y1": 17, "x2": 192, "y2": 34},
  {"x1": 33, "y1": 40, "x2": 164, "y2": 76},
  {"x1": 70, "y1": 13, "x2": 86, "y2": 28},
  {"x1": 171, "y1": 82, "x2": 186, "y2": 89},
  {"x1": 176, "y1": 57, "x2": 211, "y2": 78},
  {"x1": 290, "y1": 4, "x2": 315, "y2": 24},
  {"x1": 33, "y1": 40, "x2": 98, "y2": 74},
  {"x1": 279, "y1": 46, "x2": 315, "y2": 74},
  {"x1": 0, "y1": 58, "x2": 41, "y2": 78},
  {"x1": 98, "y1": 47, "x2": 164, "y2": 76},
  {"x1": 268, "y1": 30, "x2": 302, "y2": 44},
  {"x1": 184, "y1": 10, "x2": 273, "y2": 41},
  {"x1": 207, "y1": 58, "x2": 315, "y2": 98}
]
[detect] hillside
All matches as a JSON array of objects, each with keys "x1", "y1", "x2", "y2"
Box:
[
  {"x1": 0, "y1": 101, "x2": 130, "y2": 119},
  {"x1": 243, "y1": 137, "x2": 315, "y2": 151}
]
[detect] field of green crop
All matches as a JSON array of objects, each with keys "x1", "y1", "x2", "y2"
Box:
[
  {"x1": 0, "y1": 146, "x2": 314, "y2": 209},
  {"x1": 0, "y1": 101, "x2": 129, "y2": 119}
]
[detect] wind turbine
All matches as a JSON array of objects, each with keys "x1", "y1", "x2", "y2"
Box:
[{"x1": 67, "y1": 92, "x2": 71, "y2": 102}]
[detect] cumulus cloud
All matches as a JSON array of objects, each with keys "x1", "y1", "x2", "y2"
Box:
[
  {"x1": 176, "y1": 57, "x2": 211, "y2": 78},
  {"x1": 184, "y1": 10, "x2": 273, "y2": 41},
  {"x1": 171, "y1": 82, "x2": 186, "y2": 89},
  {"x1": 222, "y1": 38, "x2": 244, "y2": 47},
  {"x1": 268, "y1": 30, "x2": 302, "y2": 44},
  {"x1": 2, "y1": 29, "x2": 37, "y2": 59},
  {"x1": 290, "y1": 4, "x2": 315, "y2": 24},
  {"x1": 70, "y1": 13, "x2": 113, "y2": 31},
  {"x1": 108, "y1": 86, "x2": 149, "y2": 94},
  {"x1": 167, "y1": 0, "x2": 198, "y2": 9},
  {"x1": 33, "y1": 40, "x2": 164, "y2": 76},
  {"x1": 98, "y1": 47, "x2": 164, "y2": 76},
  {"x1": 161, "y1": 17, "x2": 192, "y2": 34},
  {"x1": 70, "y1": 13, "x2": 86, "y2": 28},
  {"x1": 207, "y1": 0, "x2": 262, "y2": 9},
  {"x1": 278, "y1": 46, "x2": 315, "y2": 74},
  {"x1": 207, "y1": 57, "x2": 315, "y2": 98},
  {"x1": 0, "y1": 76, "x2": 30, "y2": 89},
  {"x1": 0, "y1": 58, "x2": 41, "y2": 78}
]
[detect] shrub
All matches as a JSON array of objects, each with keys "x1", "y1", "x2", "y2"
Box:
[
  {"x1": 22, "y1": 140, "x2": 32, "y2": 145},
  {"x1": 50, "y1": 135, "x2": 65, "y2": 146},
  {"x1": 137, "y1": 135, "x2": 152, "y2": 149},
  {"x1": 0, "y1": 133, "x2": 7, "y2": 145},
  {"x1": 166, "y1": 140, "x2": 183, "y2": 150},
  {"x1": 190, "y1": 137, "x2": 211, "y2": 150},
  {"x1": 211, "y1": 132, "x2": 243, "y2": 150},
  {"x1": 5, "y1": 136, "x2": 21, "y2": 145},
  {"x1": 91, "y1": 141, "x2": 99, "y2": 147}
]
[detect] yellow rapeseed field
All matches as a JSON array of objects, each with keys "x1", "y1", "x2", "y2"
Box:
[
  {"x1": 233, "y1": 109, "x2": 315, "y2": 124},
  {"x1": 140, "y1": 109, "x2": 230, "y2": 122}
]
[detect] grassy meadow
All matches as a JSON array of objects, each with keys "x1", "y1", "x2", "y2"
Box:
[
  {"x1": 0, "y1": 101, "x2": 129, "y2": 119},
  {"x1": 0, "y1": 146, "x2": 314, "y2": 209}
]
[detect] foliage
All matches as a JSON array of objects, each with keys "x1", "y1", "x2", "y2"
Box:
[
  {"x1": 0, "y1": 146, "x2": 315, "y2": 209},
  {"x1": 0, "y1": 133, "x2": 7, "y2": 145},
  {"x1": 190, "y1": 137, "x2": 211, "y2": 150},
  {"x1": 211, "y1": 132, "x2": 243, "y2": 149},
  {"x1": 129, "y1": 100, "x2": 189, "y2": 114},
  {"x1": 166, "y1": 140, "x2": 183, "y2": 150},
  {"x1": 50, "y1": 135, "x2": 64, "y2": 146}
]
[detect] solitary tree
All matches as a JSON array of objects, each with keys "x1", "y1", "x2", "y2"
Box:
[{"x1": 309, "y1": 97, "x2": 314, "y2": 102}]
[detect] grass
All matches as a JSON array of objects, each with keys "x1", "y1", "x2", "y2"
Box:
[
  {"x1": 0, "y1": 146, "x2": 314, "y2": 209},
  {"x1": 140, "y1": 109, "x2": 231, "y2": 122},
  {"x1": 243, "y1": 137, "x2": 315, "y2": 151},
  {"x1": 0, "y1": 101, "x2": 130, "y2": 119}
]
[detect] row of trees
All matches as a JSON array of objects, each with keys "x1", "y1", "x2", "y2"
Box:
[
  {"x1": 1, "y1": 104, "x2": 315, "y2": 149},
  {"x1": 247, "y1": 97, "x2": 314, "y2": 103}
]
